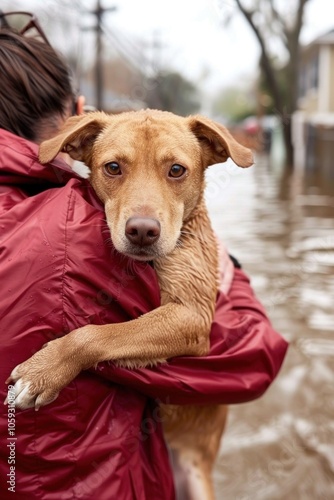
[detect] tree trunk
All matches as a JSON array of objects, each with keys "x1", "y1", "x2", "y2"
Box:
[
  {"x1": 282, "y1": 118, "x2": 294, "y2": 169},
  {"x1": 234, "y1": 0, "x2": 311, "y2": 170}
]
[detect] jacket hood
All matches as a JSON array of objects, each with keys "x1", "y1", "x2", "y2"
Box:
[{"x1": 0, "y1": 128, "x2": 76, "y2": 187}]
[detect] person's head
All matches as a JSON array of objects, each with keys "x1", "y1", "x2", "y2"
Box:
[{"x1": 0, "y1": 15, "x2": 82, "y2": 144}]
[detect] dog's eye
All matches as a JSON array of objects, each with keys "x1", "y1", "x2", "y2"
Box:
[
  {"x1": 104, "y1": 162, "x2": 121, "y2": 176},
  {"x1": 169, "y1": 164, "x2": 186, "y2": 178}
]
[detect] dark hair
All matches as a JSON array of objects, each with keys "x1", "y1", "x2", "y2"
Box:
[{"x1": 0, "y1": 29, "x2": 75, "y2": 142}]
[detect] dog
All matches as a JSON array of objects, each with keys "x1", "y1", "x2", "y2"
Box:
[{"x1": 6, "y1": 109, "x2": 253, "y2": 499}]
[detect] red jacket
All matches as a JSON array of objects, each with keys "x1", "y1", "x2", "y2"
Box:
[{"x1": 0, "y1": 129, "x2": 288, "y2": 499}]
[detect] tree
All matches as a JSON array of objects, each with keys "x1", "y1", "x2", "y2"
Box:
[
  {"x1": 145, "y1": 71, "x2": 201, "y2": 116},
  {"x1": 234, "y1": 0, "x2": 311, "y2": 167},
  {"x1": 213, "y1": 85, "x2": 257, "y2": 123}
]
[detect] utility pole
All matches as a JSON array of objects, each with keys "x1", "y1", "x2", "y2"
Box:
[
  {"x1": 95, "y1": 0, "x2": 103, "y2": 110},
  {"x1": 90, "y1": 0, "x2": 116, "y2": 110}
]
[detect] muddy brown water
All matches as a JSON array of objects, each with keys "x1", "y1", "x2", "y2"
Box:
[{"x1": 205, "y1": 154, "x2": 334, "y2": 500}]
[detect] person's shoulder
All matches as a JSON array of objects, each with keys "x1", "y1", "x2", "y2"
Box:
[
  {"x1": 1, "y1": 178, "x2": 103, "y2": 252},
  {"x1": 34, "y1": 178, "x2": 104, "y2": 241},
  {"x1": 0, "y1": 128, "x2": 39, "y2": 160}
]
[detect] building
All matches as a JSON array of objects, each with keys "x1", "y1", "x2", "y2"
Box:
[{"x1": 292, "y1": 29, "x2": 334, "y2": 175}]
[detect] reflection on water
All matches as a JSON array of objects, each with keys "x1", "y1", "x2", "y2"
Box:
[{"x1": 205, "y1": 154, "x2": 334, "y2": 499}]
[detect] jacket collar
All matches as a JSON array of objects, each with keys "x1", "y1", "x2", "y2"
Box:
[{"x1": 0, "y1": 128, "x2": 77, "y2": 186}]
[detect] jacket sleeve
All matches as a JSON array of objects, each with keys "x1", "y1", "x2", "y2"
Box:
[{"x1": 92, "y1": 268, "x2": 289, "y2": 405}]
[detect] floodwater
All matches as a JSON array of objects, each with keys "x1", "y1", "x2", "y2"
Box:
[{"x1": 205, "y1": 154, "x2": 334, "y2": 500}]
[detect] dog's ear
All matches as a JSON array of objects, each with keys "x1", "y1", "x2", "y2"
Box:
[
  {"x1": 39, "y1": 112, "x2": 109, "y2": 164},
  {"x1": 188, "y1": 115, "x2": 253, "y2": 168}
]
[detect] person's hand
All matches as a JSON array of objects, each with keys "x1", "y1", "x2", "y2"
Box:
[{"x1": 217, "y1": 241, "x2": 235, "y2": 295}]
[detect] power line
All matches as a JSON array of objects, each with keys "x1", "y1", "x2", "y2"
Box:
[
  {"x1": 90, "y1": 0, "x2": 117, "y2": 109},
  {"x1": 42, "y1": 0, "x2": 158, "y2": 106},
  {"x1": 101, "y1": 22, "x2": 146, "y2": 73}
]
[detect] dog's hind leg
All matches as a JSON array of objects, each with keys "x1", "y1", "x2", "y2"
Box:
[
  {"x1": 169, "y1": 448, "x2": 216, "y2": 500},
  {"x1": 163, "y1": 405, "x2": 228, "y2": 500}
]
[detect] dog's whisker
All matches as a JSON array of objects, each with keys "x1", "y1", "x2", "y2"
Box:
[
  {"x1": 180, "y1": 230, "x2": 197, "y2": 238},
  {"x1": 180, "y1": 232, "x2": 198, "y2": 243}
]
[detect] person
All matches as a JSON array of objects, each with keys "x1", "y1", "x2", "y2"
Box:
[{"x1": 0, "y1": 12, "x2": 288, "y2": 500}]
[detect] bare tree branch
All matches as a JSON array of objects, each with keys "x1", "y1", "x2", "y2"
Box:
[
  {"x1": 268, "y1": 0, "x2": 285, "y2": 28},
  {"x1": 234, "y1": 0, "x2": 312, "y2": 166},
  {"x1": 267, "y1": 0, "x2": 289, "y2": 45},
  {"x1": 235, "y1": 0, "x2": 283, "y2": 113}
]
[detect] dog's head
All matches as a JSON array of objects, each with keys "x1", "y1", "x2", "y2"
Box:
[{"x1": 40, "y1": 110, "x2": 253, "y2": 261}]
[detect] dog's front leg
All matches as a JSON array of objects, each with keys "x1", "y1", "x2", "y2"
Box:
[{"x1": 6, "y1": 303, "x2": 210, "y2": 410}]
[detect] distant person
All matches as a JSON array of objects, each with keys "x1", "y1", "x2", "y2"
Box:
[{"x1": 0, "y1": 11, "x2": 288, "y2": 499}]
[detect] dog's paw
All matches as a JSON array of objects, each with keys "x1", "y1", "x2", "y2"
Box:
[
  {"x1": 5, "y1": 373, "x2": 59, "y2": 410},
  {"x1": 5, "y1": 339, "x2": 81, "y2": 410}
]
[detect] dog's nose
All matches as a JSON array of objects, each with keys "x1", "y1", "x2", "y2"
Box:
[{"x1": 125, "y1": 217, "x2": 161, "y2": 246}]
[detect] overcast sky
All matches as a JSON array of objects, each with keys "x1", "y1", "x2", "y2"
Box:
[
  {"x1": 5, "y1": 0, "x2": 334, "y2": 94},
  {"x1": 107, "y1": 0, "x2": 334, "y2": 91}
]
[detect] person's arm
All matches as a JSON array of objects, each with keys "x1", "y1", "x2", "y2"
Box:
[{"x1": 91, "y1": 268, "x2": 288, "y2": 405}]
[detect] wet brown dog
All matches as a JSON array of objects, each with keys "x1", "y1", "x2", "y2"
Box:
[{"x1": 7, "y1": 109, "x2": 253, "y2": 499}]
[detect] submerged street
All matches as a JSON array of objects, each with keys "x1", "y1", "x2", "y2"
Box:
[{"x1": 205, "y1": 154, "x2": 334, "y2": 499}]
